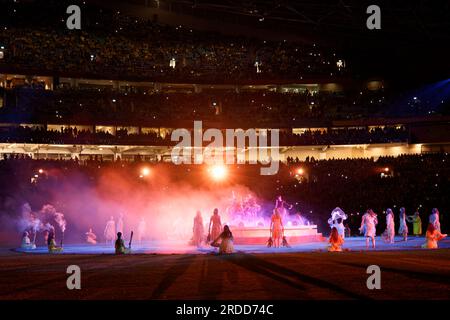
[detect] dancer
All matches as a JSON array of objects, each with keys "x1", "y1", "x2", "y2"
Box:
[
  {"x1": 115, "y1": 232, "x2": 128, "y2": 254},
  {"x1": 192, "y1": 211, "x2": 205, "y2": 247},
  {"x1": 212, "y1": 225, "x2": 234, "y2": 254},
  {"x1": 104, "y1": 216, "x2": 116, "y2": 245},
  {"x1": 275, "y1": 195, "x2": 292, "y2": 221},
  {"x1": 21, "y1": 231, "x2": 36, "y2": 249},
  {"x1": 47, "y1": 225, "x2": 62, "y2": 253},
  {"x1": 406, "y1": 211, "x2": 422, "y2": 236},
  {"x1": 328, "y1": 227, "x2": 344, "y2": 252},
  {"x1": 398, "y1": 207, "x2": 408, "y2": 241},
  {"x1": 85, "y1": 228, "x2": 97, "y2": 244},
  {"x1": 384, "y1": 208, "x2": 395, "y2": 244},
  {"x1": 270, "y1": 208, "x2": 284, "y2": 248},
  {"x1": 422, "y1": 223, "x2": 447, "y2": 249},
  {"x1": 117, "y1": 213, "x2": 124, "y2": 235},
  {"x1": 137, "y1": 217, "x2": 147, "y2": 244},
  {"x1": 328, "y1": 207, "x2": 348, "y2": 239},
  {"x1": 429, "y1": 208, "x2": 441, "y2": 232},
  {"x1": 208, "y1": 208, "x2": 222, "y2": 244},
  {"x1": 359, "y1": 209, "x2": 378, "y2": 249}
]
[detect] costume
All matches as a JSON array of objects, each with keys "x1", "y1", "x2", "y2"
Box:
[
  {"x1": 209, "y1": 213, "x2": 222, "y2": 242},
  {"x1": 360, "y1": 213, "x2": 377, "y2": 237},
  {"x1": 47, "y1": 229, "x2": 62, "y2": 253},
  {"x1": 115, "y1": 237, "x2": 127, "y2": 254},
  {"x1": 21, "y1": 232, "x2": 36, "y2": 249},
  {"x1": 192, "y1": 213, "x2": 205, "y2": 246},
  {"x1": 384, "y1": 211, "x2": 395, "y2": 243},
  {"x1": 104, "y1": 217, "x2": 116, "y2": 243},
  {"x1": 328, "y1": 235, "x2": 344, "y2": 252},
  {"x1": 117, "y1": 214, "x2": 124, "y2": 235},
  {"x1": 328, "y1": 207, "x2": 348, "y2": 239},
  {"x1": 86, "y1": 229, "x2": 97, "y2": 244},
  {"x1": 218, "y1": 230, "x2": 234, "y2": 254},
  {"x1": 407, "y1": 214, "x2": 422, "y2": 235},
  {"x1": 271, "y1": 212, "x2": 283, "y2": 241},
  {"x1": 398, "y1": 213, "x2": 408, "y2": 235},
  {"x1": 219, "y1": 236, "x2": 234, "y2": 254},
  {"x1": 429, "y1": 212, "x2": 441, "y2": 232},
  {"x1": 422, "y1": 229, "x2": 447, "y2": 249}
]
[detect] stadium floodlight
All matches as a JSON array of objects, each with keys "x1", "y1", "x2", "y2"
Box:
[
  {"x1": 141, "y1": 167, "x2": 151, "y2": 177},
  {"x1": 209, "y1": 165, "x2": 227, "y2": 181}
]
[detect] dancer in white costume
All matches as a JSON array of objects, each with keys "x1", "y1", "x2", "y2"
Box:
[
  {"x1": 137, "y1": 217, "x2": 147, "y2": 244},
  {"x1": 85, "y1": 228, "x2": 97, "y2": 244},
  {"x1": 192, "y1": 211, "x2": 205, "y2": 247},
  {"x1": 328, "y1": 207, "x2": 348, "y2": 239},
  {"x1": 104, "y1": 216, "x2": 116, "y2": 245},
  {"x1": 21, "y1": 231, "x2": 36, "y2": 249},
  {"x1": 429, "y1": 208, "x2": 441, "y2": 232},
  {"x1": 117, "y1": 213, "x2": 124, "y2": 235},
  {"x1": 359, "y1": 209, "x2": 378, "y2": 249},
  {"x1": 384, "y1": 208, "x2": 395, "y2": 244},
  {"x1": 398, "y1": 207, "x2": 408, "y2": 241}
]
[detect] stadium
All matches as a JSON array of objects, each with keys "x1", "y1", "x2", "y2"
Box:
[{"x1": 0, "y1": 0, "x2": 449, "y2": 305}]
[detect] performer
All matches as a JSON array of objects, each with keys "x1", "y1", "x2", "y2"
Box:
[
  {"x1": 192, "y1": 211, "x2": 205, "y2": 247},
  {"x1": 117, "y1": 213, "x2": 124, "y2": 235},
  {"x1": 270, "y1": 208, "x2": 284, "y2": 248},
  {"x1": 328, "y1": 227, "x2": 344, "y2": 252},
  {"x1": 85, "y1": 228, "x2": 97, "y2": 244},
  {"x1": 47, "y1": 225, "x2": 62, "y2": 253},
  {"x1": 406, "y1": 211, "x2": 422, "y2": 236},
  {"x1": 328, "y1": 207, "x2": 348, "y2": 239},
  {"x1": 275, "y1": 195, "x2": 292, "y2": 221},
  {"x1": 137, "y1": 217, "x2": 147, "y2": 244},
  {"x1": 212, "y1": 225, "x2": 234, "y2": 254},
  {"x1": 208, "y1": 208, "x2": 222, "y2": 244},
  {"x1": 429, "y1": 208, "x2": 441, "y2": 232},
  {"x1": 384, "y1": 208, "x2": 395, "y2": 244},
  {"x1": 114, "y1": 232, "x2": 128, "y2": 254},
  {"x1": 359, "y1": 209, "x2": 378, "y2": 249},
  {"x1": 422, "y1": 223, "x2": 447, "y2": 249},
  {"x1": 21, "y1": 231, "x2": 36, "y2": 249},
  {"x1": 104, "y1": 216, "x2": 116, "y2": 245},
  {"x1": 398, "y1": 207, "x2": 408, "y2": 241}
]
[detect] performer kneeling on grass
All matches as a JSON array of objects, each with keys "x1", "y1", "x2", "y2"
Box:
[
  {"x1": 47, "y1": 226, "x2": 62, "y2": 253},
  {"x1": 328, "y1": 227, "x2": 344, "y2": 252},
  {"x1": 21, "y1": 231, "x2": 36, "y2": 249},
  {"x1": 211, "y1": 225, "x2": 234, "y2": 254},
  {"x1": 359, "y1": 209, "x2": 378, "y2": 249},
  {"x1": 422, "y1": 223, "x2": 447, "y2": 249},
  {"x1": 115, "y1": 232, "x2": 130, "y2": 254}
]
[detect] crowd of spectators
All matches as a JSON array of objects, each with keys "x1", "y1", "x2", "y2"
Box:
[
  {"x1": 0, "y1": 0, "x2": 344, "y2": 82},
  {"x1": 0, "y1": 125, "x2": 408, "y2": 146},
  {"x1": 0, "y1": 153, "x2": 448, "y2": 234},
  {"x1": 1, "y1": 87, "x2": 399, "y2": 125}
]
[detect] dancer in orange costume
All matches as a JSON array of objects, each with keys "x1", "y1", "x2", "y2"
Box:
[
  {"x1": 270, "y1": 208, "x2": 284, "y2": 248},
  {"x1": 328, "y1": 227, "x2": 344, "y2": 252},
  {"x1": 422, "y1": 223, "x2": 447, "y2": 249}
]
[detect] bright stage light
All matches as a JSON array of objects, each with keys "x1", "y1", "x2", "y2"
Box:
[
  {"x1": 141, "y1": 167, "x2": 150, "y2": 176},
  {"x1": 209, "y1": 165, "x2": 227, "y2": 181},
  {"x1": 38, "y1": 169, "x2": 44, "y2": 174},
  {"x1": 296, "y1": 168, "x2": 304, "y2": 175}
]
